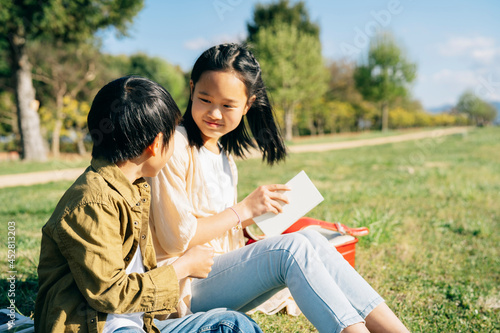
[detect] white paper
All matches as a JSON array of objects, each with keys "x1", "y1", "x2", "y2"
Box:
[{"x1": 254, "y1": 170, "x2": 324, "y2": 237}]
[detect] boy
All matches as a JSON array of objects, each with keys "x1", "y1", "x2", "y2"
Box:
[{"x1": 35, "y1": 76, "x2": 262, "y2": 333}]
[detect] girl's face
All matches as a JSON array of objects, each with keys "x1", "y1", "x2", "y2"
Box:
[{"x1": 190, "y1": 70, "x2": 255, "y2": 150}]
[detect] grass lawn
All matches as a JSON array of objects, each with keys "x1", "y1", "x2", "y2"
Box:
[
  {"x1": 0, "y1": 127, "x2": 439, "y2": 176},
  {"x1": 1, "y1": 127, "x2": 499, "y2": 332},
  {"x1": 0, "y1": 155, "x2": 90, "y2": 176},
  {"x1": 285, "y1": 127, "x2": 438, "y2": 146}
]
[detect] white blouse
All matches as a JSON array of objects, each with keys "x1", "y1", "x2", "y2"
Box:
[
  {"x1": 148, "y1": 126, "x2": 299, "y2": 318},
  {"x1": 197, "y1": 145, "x2": 235, "y2": 213}
]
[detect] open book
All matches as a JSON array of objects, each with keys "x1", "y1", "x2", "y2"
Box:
[{"x1": 254, "y1": 170, "x2": 324, "y2": 237}]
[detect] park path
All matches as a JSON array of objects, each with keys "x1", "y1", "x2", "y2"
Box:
[{"x1": 0, "y1": 127, "x2": 468, "y2": 189}]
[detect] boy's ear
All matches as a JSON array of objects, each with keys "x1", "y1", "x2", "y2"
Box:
[
  {"x1": 243, "y1": 95, "x2": 257, "y2": 115},
  {"x1": 148, "y1": 133, "x2": 163, "y2": 157}
]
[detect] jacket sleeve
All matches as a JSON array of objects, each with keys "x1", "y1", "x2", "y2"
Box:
[
  {"x1": 148, "y1": 129, "x2": 198, "y2": 258},
  {"x1": 53, "y1": 202, "x2": 179, "y2": 314}
]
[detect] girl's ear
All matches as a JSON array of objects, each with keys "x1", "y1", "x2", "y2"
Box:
[
  {"x1": 189, "y1": 80, "x2": 195, "y2": 101},
  {"x1": 244, "y1": 95, "x2": 257, "y2": 115}
]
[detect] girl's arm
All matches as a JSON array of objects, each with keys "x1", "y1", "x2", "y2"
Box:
[{"x1": 188, "y1": 184, "x2": 290, "y2": 248}]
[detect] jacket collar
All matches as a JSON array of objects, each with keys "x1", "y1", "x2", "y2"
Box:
[{"x1": 91, "y1": 158, "x2": 146, "y2": 207}]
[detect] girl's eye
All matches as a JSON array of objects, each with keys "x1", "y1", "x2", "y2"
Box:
[
  {"x1": 199, "y1": 98, "x2": 211, "y2": 104},
  {"x1": 224, "y1": 105, "x2": 234, "y2": 109}
]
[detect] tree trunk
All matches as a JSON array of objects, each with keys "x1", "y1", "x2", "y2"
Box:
[
  {"x1": 284, "y1": 105, "x2": 294, "y2": 141},
  {"x1": 381, "y1": 101, "x2": 389, "y2": 132},
  {"x1": 51, "y1": 92, "x2": 65, "y2": 158},
  {"x1": 77, "y1": 137, "x2": 86, "y2": 155},
  {"x1": 10, "y1": 32, "x2": 47, "y2": 161},
  {"x1": 51, "y1": 119, "x2": 62, "y2": 158}
]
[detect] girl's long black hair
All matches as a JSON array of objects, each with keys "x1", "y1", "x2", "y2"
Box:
[{"x1": 182, "y1": 43, "x2": 287, "y2": 165}]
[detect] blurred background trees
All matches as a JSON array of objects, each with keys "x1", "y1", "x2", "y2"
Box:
[
  {"x1": 354, "y1": 31, "x2": 417, "y2": 131},
  {"x1": 0, "y1": 0, "x2": 144, "y2": 160},
  {"x1": 0, "y1": 0, "x2": 494, "y2": 158},
  {"x1": 248, "y1": 0, "x2": 327, "y2": 140},
  {"x1": 455, "y1": 90, "x2": 498, "y2": 126}
]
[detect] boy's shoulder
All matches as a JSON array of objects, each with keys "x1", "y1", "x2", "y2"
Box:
[{"x1": 46, "y1": 160, "x2": 126, "y2": 227}]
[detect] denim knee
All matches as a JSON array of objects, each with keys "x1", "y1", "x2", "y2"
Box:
[
  {"x1": 200, "y1": 311, "x2": 261, "y2": 333},
  {"x1": 297, "y1": 228, "x2": 331, "y2": 246},
  {"x1": 273, "y1": 232, "x2": 313, "y2": 254}
]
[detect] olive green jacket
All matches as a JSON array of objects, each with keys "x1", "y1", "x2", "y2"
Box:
[{"x1": 35, "y1": 159, "x2": 179, "y2": 332}]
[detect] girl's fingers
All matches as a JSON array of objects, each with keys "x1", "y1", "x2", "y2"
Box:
[
  {"x1": 267, "y1": 198, "x2": 285, "y2": 214},
  {"x1": 266, "y1": 184, "x2": 291, "y2": 192},
  {"x1": 269, "y1": 192, "x2": 289, "y2": 204}
]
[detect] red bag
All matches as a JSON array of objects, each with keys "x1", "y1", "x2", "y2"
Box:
[{"x1": 245, "y1": 217, "x2": 369, "y2": 268}]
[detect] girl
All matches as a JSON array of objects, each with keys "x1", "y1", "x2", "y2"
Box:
[{"x1": 148, "y1": 43, "x2": 409, "y2": 333}]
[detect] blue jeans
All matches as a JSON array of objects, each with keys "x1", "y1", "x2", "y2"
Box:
[
  {"x1": 113, "y1": 308, "x2": 262, "y2": 333},
  {"x1": 190, "y1": 230, "x2": 384, "y2": 333}
]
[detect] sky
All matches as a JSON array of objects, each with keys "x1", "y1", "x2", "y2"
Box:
[{"x1": 100, "y1": 0, "x2": 500, "y2": 110}]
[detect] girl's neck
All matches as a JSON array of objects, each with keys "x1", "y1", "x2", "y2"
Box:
[{"x1": 203, "y1": 138, "x2": 220, "y2": 154}]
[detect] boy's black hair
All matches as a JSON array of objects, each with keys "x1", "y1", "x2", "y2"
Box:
[
  {"x1": 88, "y1": 76, "x2": 181, "y2": 163},
  {"x1": 182, "y1": 43, "x2": 287, "y2": 165}
]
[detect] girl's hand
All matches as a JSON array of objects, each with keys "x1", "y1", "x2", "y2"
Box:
[
  {"x1": 236, "y1": 184, "x2": 290, "y2": 222},
  {"x1": 172, "y1": 245, "x2": 215, "y2": 279}
]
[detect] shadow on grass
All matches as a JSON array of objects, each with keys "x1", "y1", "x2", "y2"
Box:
[{"x1": 0, "y1": 274, "x2": 38, "y2": 318}]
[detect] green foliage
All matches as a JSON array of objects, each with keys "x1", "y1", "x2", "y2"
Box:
[
  {"x1": 355, "y1": 31, "x2": 416, "y2": 102},
  {"x1": 0, "y1": 0, "x2": 145, "y2": 159},
  {"x1": 456, "y1": 90, "x2": 497, "y2": 126},
  {"x1": 248, "y1": 0, "x2": 326, "y2": 140},
  {"x1": 252, "y1": 23, "x2": 326, "y2": 106},
  {"x1": 0, "y1": 37, "x2": 10, "y2": 80},
  {"x1": 251, "y1": 22, "x2": 328, "y2": 140},
  {"x1": 128, "y1": 53, "x2": 189, "y2": 110},
  {"x1": 354, "y1": 31, "x2": 417, "y2": 131},
  {"x1": 247, "y1": 0, "x2": 319, "y2": 41},
  {"x1": 0, "y1": 90, "x2": 15, "y2": 136},
  {"x1": 0, "y1": 0, "x2": 144, "y2": 42}
]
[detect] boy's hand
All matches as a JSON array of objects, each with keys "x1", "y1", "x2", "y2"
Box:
[{"x1": 172, "y1": 245, "x2": 215, "y2": 280}]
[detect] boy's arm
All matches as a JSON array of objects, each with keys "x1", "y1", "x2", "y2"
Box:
[{"x1": 53, "y1": 202, "x2": 179, "y2": 314}]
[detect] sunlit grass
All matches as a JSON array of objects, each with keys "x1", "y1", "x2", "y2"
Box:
[
  {"x1": 286, "y1": 127, "x2": 439, "y2": 146},
  {"x1": 0, "y1": 155, "x2": 90, "y2": 175},
  {"x1": 1, "y1": 127, "x2": 499, "y2": 332}
]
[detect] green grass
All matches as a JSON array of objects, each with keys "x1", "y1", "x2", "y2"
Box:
[
  {"x1": 286, "y1": 127, "x2": 438, "y2": 146},
  {"x1": 0, "y1": 155, "x2": 90, "y2": 176},
  {"x1": 0, "y1": 128, "x2": 437, "y2": 176},
  {"x1": 1, "y1": 127, "x2": 499, "y2": 332}
]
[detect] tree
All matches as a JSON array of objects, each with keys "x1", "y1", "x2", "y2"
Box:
[
  {"x1": 128, "y1": 53, "x2": 188, "y2": 111},
  {"x1": 30, "y1": 41, "x2": 99, "y2": 158},
  {"x1": 0, "y1": 0, "x2": 143, "y2": 160},
  {"x1": 354, "y1": 31, "x2": 416, "y2": 131},
  {"x1": 326, "y1": 60, "x2": 379, "y2": 131},
  {"x1": 247, "y1": 0, "x2": 319, "y2": 42},
  {"x1": 456, "y1": 90, "x2": 497, "y2": 126},
  {"x1": 248, "y1": 1, "x2": 327, "y2": 140},
  {"x1": 251, "y1": 23, "x2": 328, "y2": 140}
]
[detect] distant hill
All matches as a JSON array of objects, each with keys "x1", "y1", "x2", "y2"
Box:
[{"x1": 426, "y1": 104, "x2": 454, "y2": 114}]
